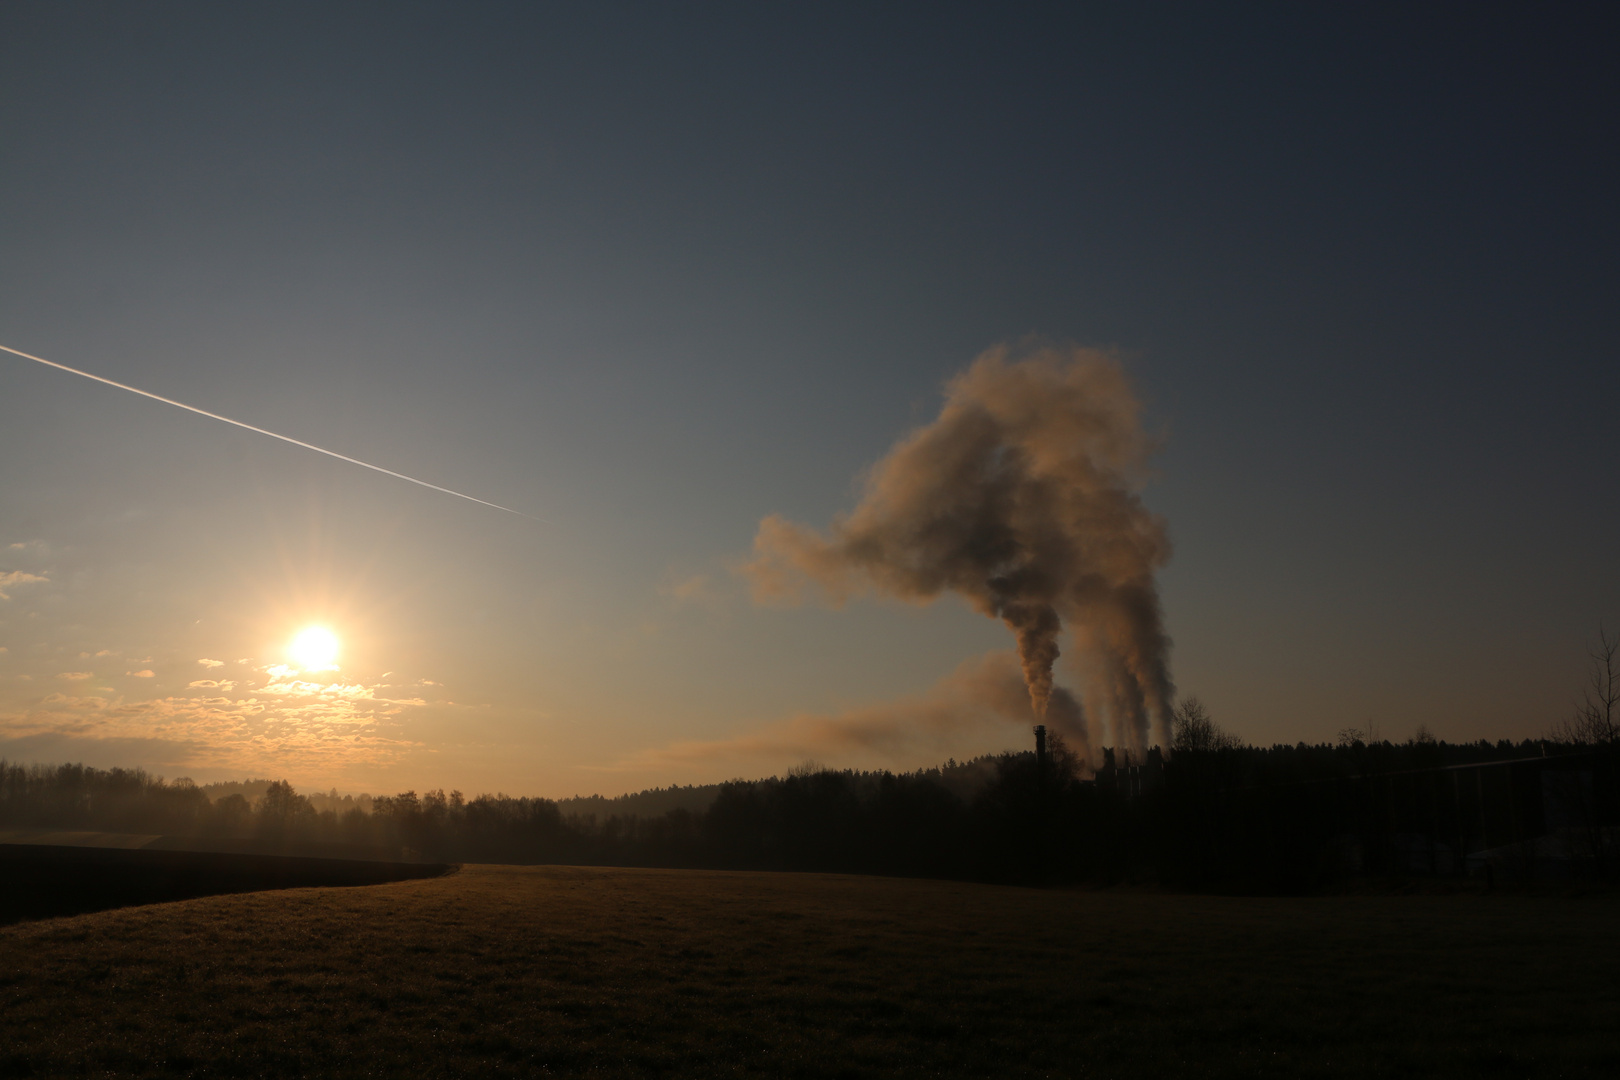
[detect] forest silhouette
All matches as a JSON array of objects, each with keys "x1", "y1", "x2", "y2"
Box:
[{"x1": 5, "y1": 727, "x2": 1614, "y2": 891}]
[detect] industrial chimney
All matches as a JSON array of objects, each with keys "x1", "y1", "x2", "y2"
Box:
[{"x1": 1034, "y1": 724, "x2": 1047, "y2": 768}]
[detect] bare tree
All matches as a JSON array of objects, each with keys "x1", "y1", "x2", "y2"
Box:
[
  {"x1": 1171, "y1": 697, "x2": 1242, "y2": 753},
  {"x1": 1558, "y1": 626, "x2": 1619, "y2": 747}
]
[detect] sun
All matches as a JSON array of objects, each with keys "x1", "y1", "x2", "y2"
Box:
[{"x1": 289, "y1": 626, "x2": 341, "y2": 671}]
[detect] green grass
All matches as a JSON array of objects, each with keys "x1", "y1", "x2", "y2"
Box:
[{"x1": 1, "y1": 865, "x2": 1616, "y2": 1077}]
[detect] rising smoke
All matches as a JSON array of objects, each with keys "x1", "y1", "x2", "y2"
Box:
[
  {"x1": 744, "y1": 344, "x2": 1173, "y2": 755},
  {"x1": 631, "y1": 651, "x2": 1088, "y2": 770}
]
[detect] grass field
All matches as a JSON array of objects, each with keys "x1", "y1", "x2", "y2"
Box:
[{"x1": 1, "y1": 866, "x2": 1616, "y2": 1078}]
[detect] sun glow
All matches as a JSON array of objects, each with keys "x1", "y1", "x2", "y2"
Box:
[{"x1": 289, "y1": 626, "x2": 341, "y2": 671}]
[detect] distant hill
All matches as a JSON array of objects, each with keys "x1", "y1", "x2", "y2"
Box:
[
  {"x1": 198, "y1": 779, "x2": 278, "y2": 804},
  {"x1": 182, "y1": 757, "x2": 1008, "y2": 819},
  {"x1": 554, "y1": 784, "x2": 724, "y2": 819},
  {"x1": 548, "y1": 756, "x2": 1008, "y2": 820}
]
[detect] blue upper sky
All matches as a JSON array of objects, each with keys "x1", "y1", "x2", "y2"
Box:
[{"x1": 0, "y1": 3, "x2": 1615, "y2": 794}]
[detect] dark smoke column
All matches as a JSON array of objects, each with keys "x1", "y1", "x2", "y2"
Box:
[{"x1": 744, "y1": 345, "x2": 1174, "y2": 755}]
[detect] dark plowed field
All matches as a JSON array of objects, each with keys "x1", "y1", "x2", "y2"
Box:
[{"x1": 0, "y1": 843, "x2": 451, "y2": 925}]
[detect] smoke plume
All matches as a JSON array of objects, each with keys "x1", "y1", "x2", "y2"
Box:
[
  {"x1": 628, "y1": 651, "x2": 1088, "y2": 771},
  {"x1": 745, "y1": 345, "x2": 1173, "y2": 754}
]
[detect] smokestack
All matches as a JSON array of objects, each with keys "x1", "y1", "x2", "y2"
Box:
[
  {"x1": 1034, "y1": 724, "x2": 1048, "y2": 768},
  {"x1": 744, "y1": 344, "x2": 1175, "y2": 758}
]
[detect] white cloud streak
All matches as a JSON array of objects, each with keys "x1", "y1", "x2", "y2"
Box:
[{"x1": 0, "y1": 570, "x2": 48, "y2": 600}]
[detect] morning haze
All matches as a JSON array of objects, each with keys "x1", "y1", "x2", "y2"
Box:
[{"x1": 0, "y1": 3, "x2": 1615, "y2": 799}]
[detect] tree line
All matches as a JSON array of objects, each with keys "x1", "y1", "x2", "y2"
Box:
[{"x1": 4, "y1": 726, "x2": 1614, "y2": 890}]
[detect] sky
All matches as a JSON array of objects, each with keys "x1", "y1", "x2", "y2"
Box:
[{"x1": 1, "y1": 2, "x2": 1616, "y2": 797}]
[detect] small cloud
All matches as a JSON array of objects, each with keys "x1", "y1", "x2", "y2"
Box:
[
  {"x1": 188, "y1": 679, "x2": 236, "y2": 691},
  {"x1": 0, "y1": 646, "x2": 7, "y2": 653},
  {"x1": 127, "y1": 670, "x2": 155, "y2": 678},
  {"x1": 659, "y1": 571, "x2": 728, "y2": 611},
  {"x1": 0, "y1": 570, "x2": 48, "y2": 600},
  {"x1": 235, "y1": 658, "x2": 252, "y2": 665},
  {"x1": 96, "y1": 650, "x2": 114, "y2": 657},
  {"x1": 57, "y1": 672, "x2": 93, "y2": 681},
  {"x1": 197, "y1": 658, "x2": 225, "y2": 669}
]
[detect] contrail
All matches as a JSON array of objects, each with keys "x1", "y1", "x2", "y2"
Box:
[{"x1": 1, "y1": 343, "x2": 531, "y2": 518}]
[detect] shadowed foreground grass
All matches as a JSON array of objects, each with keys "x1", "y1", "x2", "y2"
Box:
[
  {"x1": 1, "y1": 865, "x2": 1616, "y2": 1078},
  {"x1": 0, "y1": 843, "x2": 449, "y2": 925}
]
